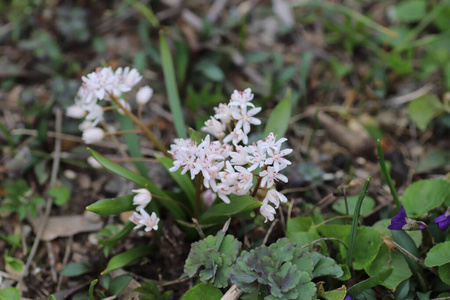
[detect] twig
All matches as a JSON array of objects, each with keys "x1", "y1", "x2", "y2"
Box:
[
  {"x1": 18, "y1": 107, "x2": 63, "y2": 288},
  {"x1": 56, "y1": 235, "x2": 73, "y2": 292},
  {"x1": 391, "y1": 241, "x2": 438, "y2": 276},
  {"x1": 221, "y1": 285, "x2": 243, "y2": 300},
  {"x1": 262, "y1": 219, "x2": 279, "y2": 246},
  {"x1": 46, "y1": 241, "x2": 58, "y2": 282},
  {"x1": 191, "y1": 218, "x2": 205, "y2": 239}
]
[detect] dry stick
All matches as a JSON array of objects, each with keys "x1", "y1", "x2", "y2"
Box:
[
  {"x1": 56, "y1": 235, "x2": 73, "y2": 292},
  {"x1": 108, "y1": 93, "x2": 169, "y2": 156},
  {"x1": 391, "y1": 241, "x2": 439, "y2": 276},
  {"x1": 18, "y1": 107, "x2": 63, "y2": 289},
  {"x1": 46, "y1": 241, "x2": 58, "y2": 282},
  {"x1": 262, "y1": 219, "x2": 279, "y2": 246}
]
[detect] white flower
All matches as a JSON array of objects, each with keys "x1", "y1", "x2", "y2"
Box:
[
  {"x1": 139, "y1": 210, "x2": 160, "y2": 232},
  {"x1": 66, "y1": 105, "x2": 85, "y2": 118},
  {"x1": 259, "y1": 166, "x2": 288, "y2": 188},
  {"x1": 85, "y1": 104, "x2": 104, "y2": 126},
  {"x1": 232, "y1": 106, "x2": 262, "y2": 134},
  {"x1": 117, "y1": 98, "x2": 131, "y2": 115},
  {"x1": 260, "y1": 201, "x2": 276, "y2": 223},
  {"x1": 202, "y1": 117, "x2": 226, "y2": 139},
  {"x1": 79, "y1": 120, "x2": 93, "y2": 131},
  {"x1": 265, "y1": 147, "x2": 292, "y2": 172},
  {"x1": 132, "y1": 188, "x2": 152, "y2": 211},
  {"x1": 223, "y1": 128, "x2": 248, "y2": 146},
  {"x1": 214, "y1": 103, "x2": 233, "y2": 124},
  {"x1": 229, "y1": 88, "x2": 255, "y2": 108},
  {"x1": 246, "y1": 140, "x2": 268, "y2": 171},
  {"x1": 117, "y1": 67, "x2": 142, "y2": 91},
  {"x1": 82, "y1": 127, "x2": 105, "y2": 144},
  {"x1": 136, "y1": 86, "x2": 153, "y2": 105},
  {"x1": 229, "y1": 146, "x2": 248, "y2": 165},
  {"x1": 81, "y1": 67, "x2": 116, "y2": 102},
  {"x1": 264, "y1": 189, "x2": 288, "y2": 209},
  {"x1": 129, "y1": 209, "x2": 160, "y2": 232}
]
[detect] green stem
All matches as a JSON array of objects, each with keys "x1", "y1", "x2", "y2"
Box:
[
  {"x1": 376, "y1": 139, "x2": 401, "y2": 215},
  {"x1": 346, "y1": 177, "x2": 372, "y2": 268},
  {"x1": 109, "y1": 94, "x2": 169, "y2": 156}
]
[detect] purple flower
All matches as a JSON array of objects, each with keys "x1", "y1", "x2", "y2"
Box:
[
  {"x1": 388, "y1": 206, "x2": 427, "y2": 231},
  {"x1": 344, "y1": 296, "x2": 353, "y2": 300},
  {"x1": 433, "y1": 207, "x2": 450, "y2": 231}
]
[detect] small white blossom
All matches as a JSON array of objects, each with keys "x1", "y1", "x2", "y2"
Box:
[
  {"x1": 132, "y1": 188, "x2": 152, "y2": 211},
  {"x1": 130, "y1": 209, "x2": 160, "y2": 232},
  {"x1": 246, "y1": 140, "x2": 268, "y2": 171},
  {"x1": 82, "y1": 127, "x2": 105, "y2": 144},
  {"x1": 66, "y1": 105, "x2": 86, "y2": 119},
  {"x1": 87, "y1": 156, "x2": 102, "y2": 169},
  {"x1": 117, "y1": 98, "x2": 131, "y2": 115},
  {"x1": 223, "y1": 128, "x2": 248, "y2": 146},
  {"x1": 136, "y1": 86, "x2": 153, "y2": 105},
  {"x1": 214, "y1": 103, "x2": 233, "y2": 124},
  {"x1": 229, "y1": 88, "x2": 255, "y2": 108},
  {"x1": 259, "y1": 166, "x2": 288, "y2": 188},
  {"x1": 202, "y1": 117, "x2": 226, "y2": 139},
  {"x1": 260, "y1": 200, "x2": 276, "y2": 223},
  {"x1": 264, "y1": 189, "x2": 288, "y2": 209},
  {"x1": 265, "y1": 147, "x2": 292, "y2": 172},
  {"x1": 79, "y1": 120, "x2": 93, "y2": 131},
  {"x1": 85, "y1": 104, "x2": 104, "y2": 126},
  {"x1": 229, "y1": 146, "x2": 248, "y2": 165},
  {"x1": 232, "y1": 106, "x2": 262, "y2": 134}
]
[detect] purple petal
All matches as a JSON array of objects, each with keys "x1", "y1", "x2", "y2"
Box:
[
  {"x1": 433, "y1": 214, "x2": 447, "y2": 224},
  {"x1": 344, "y1": 296, "x2": 353, "y2": 300},
  {"x1": 388, "y1": 206, "x2": 407, "y2": 230},
  {"x1": 437, "y1": 217, "x2": 450, "y2": 231}
]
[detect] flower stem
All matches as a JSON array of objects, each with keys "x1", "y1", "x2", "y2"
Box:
[
  {"x1": 109, "y1": 93, "x2": 169, "y2": 156},
  {"x1": 152, "y1": 193, "x2": 193, "y2": 216}
]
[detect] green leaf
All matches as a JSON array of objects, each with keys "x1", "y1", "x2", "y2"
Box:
[
  {"x1": 60, "y1": 263, "x2": 93, "y2": 277},
  {"x1": 310, "y1": 252, "x2": 343, "y2": 278},
  {"x1": 321, "y1": 285, "x2": 347, "y2": 300},
  {"x1": 156, "y1": 156, "x2": 195, "y2": 209},
  {"x1": 347, "y1": 268, "x2": 393, "y2": 297},
  {"x1": 88, "y1": 149, "x2": 186, "y2": 220},
  {"x1": 99, "y1": 222, "x2": 135, "y2": 257},
  {"x1": 365, "y1": 243, "x2": 412, "y2": 289},
  {"x1": 416, "y1": 150, "x2": 450, "y2": 172},
  {"x1": 4, "y1": 254, "x2": 23, "y2": 273},
  {"x1": 424, "y1": 241, "x2": 450, "y2": 267},
  {"x1": 332, "y1": 195, "x2": 375, "y2": 217},
  {"x1": 160, "y1": 31, "x2": 186, "y2": 138},
  {"x1": 394, "y1": 0, "x2": 426, "y2": 22},
  {"x1": 89, "y1": 279, "x2": 98, "y2": 300},
  {"x1": 195, "y1": 61, "x2": 224, "y2": 82},
  {"x1": 402, "y1": 179, "x2": 450, "y2": 218},
  {"x1": 263, "y1": 89, "x2": 292, "y2": 138},
  {"x1": 0, "y1": 287, "x2": 20, "y2": 300},
  {"x1": 102, "y1": 245, "x2": 153, "y2": 275},
  {"x1": 49, "y1": 185, "x2": 70, "y2": 207},
  {"x1": 188, "y1": 128, "x2": 202, "y2": 144},
  {"x1": 199, "y1": 194, "x2": 261, "y2": 224},
  {"x1": 109, "y1": 274, "x2": 133, "y2": 296},
  {"x1": 438, "y1": 262, "x2": 450, "y2": 285},
  {"x1": 373, "y1": 219, "x2": 422, "y2": 248},
  {"x1": 87, "y1": 194, "x2": 135, "y2": 215},
  {"x1": 182, "y1": 283, "x2": 223, "y2": 300},
  {"x1": 408, "y1": 95, "x2": 443, "y2": 130}
]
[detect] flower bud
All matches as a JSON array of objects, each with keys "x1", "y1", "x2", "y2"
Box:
[
  {"x1": 82, "y1": 127, "x2": 105, "y2": 144},
  {"x1": 66, "y1": 105, "x2": 85, "y2": 118},
  {"x1": 136, "y1": 86, "x2": 153, "y2": 105}
]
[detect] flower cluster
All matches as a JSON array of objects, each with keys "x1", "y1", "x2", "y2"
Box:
[
  {"x1": 67, "y1": 66, "x2": 153, "y2": 144},
  {"x1": 129, "y1": 188, "x2": 160, "y2": 232},
  {"x1": 169, "y1": 89, "x2": 292, "y2": 222}
]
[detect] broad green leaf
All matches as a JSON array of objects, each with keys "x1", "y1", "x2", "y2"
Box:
[
  {"x1": 424, "y1": 241, "x2": 450, "y2": 267},
  {"x1": 365, "y1": 243, "x2": 412, "y2": 289},
  {"x1": 394, "y1": 0, "x2": 426, "y2": 22},
  {"x1": 49, "y1": 185, "x2": 70, "y2": 207},
  {"x1": 438, "y1": 262, "x2": 450, "y2": 285},
  {"x1": 332, "y1": 196, "x2": 375, "y2": 217},
  {"x1": 61, "y1": 263, "x2": 93, "y2": 277},
  {"x1": 416, "y1": 150, "x2": 450, "y2": 172},
  {"x1": 321, "y1": 285, "x2": 347, "y2": 300},
  {"x1": 88, "y1": 149, "x2": 186, "y2": 220},
  {"x1": 109, "y1": 274, "x2": 133, "y2": 296},
  {"x1": 87, "y1": 194, "x2": 135, "y2": 215},
  {"x1": 156, "y1": 156, "x2": 195, "y2": 209},
  {"x1": 160, "y1": 31, "x2": 186, "y2": 138},
  {"x1": 263, "y1": 89, "x2": 292, "y2": 138},
  {"x1": 347, "y1": 268, "x2": 393, "y2": 297},
  {"x1": 402, "y1": 179, "x2": 450, "y2": 218},
  {"x1": 0, "y1": 287, "x2": 20, "y2": 300},
  {"x1": 199, "y1": 194, "x2": 261, "y2": 224},
  {"x1": 182, "y1": 283, "x2": 223, "y2": 300},
  {"x1": 195, "y1": 61, "x2": 224, "y2": 82},
  {"x1": 102, "y1": 245, "x2": 153, "y2": 275},
  {"x1": 408, "y1": 95, "x2": 443, "y2": 130}
]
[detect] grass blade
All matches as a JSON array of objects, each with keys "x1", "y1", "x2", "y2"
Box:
[
  {"x1": 376, "y1": 139, "x2": 401, "y2": 214},
  {"x1": 346, "y1": 177, "x2": 372, "y2": 268},
  {"x1": 160, "y1": 31, "x2": 187, "y2": 138}
]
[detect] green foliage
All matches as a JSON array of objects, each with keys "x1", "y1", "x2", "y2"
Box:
[
  {"x1": 0, "y1": 287, "x2": 20, "y2": 300},
  {"x1": 263, "y1": 89, "x2": 292, "y2": 138},
  {"x1": 182, "y1": 283, "x2": 223, "y2": 300},
  {"x1": 0, "y1": 179, "x2": 45, "y2": 220},
  {"x1": 332, "y1": 195, "x2": 375, "y2": 217},
  {"x1": 102, "y1": 245, "x2": 153, "y2": 275},
  {"x1": 60, "y1": 262, "x2": 93, "y2": 277},
  {"x1": 134, "y1": 280, "x2": 174, "y2": 300},
  {"x1": 49, "y1": 185, "x2": 70, "y2": 207},
  {"x1": 230, "y1": 238, "x2": 342, "y2": 299},
  {"x1": 184, "y1": 231, "x2": 241, "y2": 288},
  {"x1": 424, "y1": 241, "x2": 450, "y2": 267},
  {"x1": 87, "y1": 195, "x2": 136, "y2": 216},
  {"x1": 407, "y1": 95, "x2": 444, "y2": 131},
  {"x1": 402, "y1": 179, "x2": 450, "y2": 218}
]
